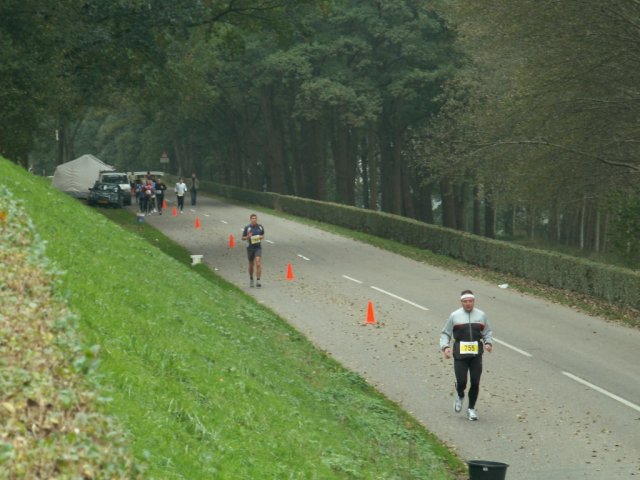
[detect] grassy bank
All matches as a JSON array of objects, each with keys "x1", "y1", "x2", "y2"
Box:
[{"x1": 1, "y1": 159, "x2": 463, "y2": 478}]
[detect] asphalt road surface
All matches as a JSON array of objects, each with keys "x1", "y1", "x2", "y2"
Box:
[{"x1": 137, "y1": 195, "x2": 640, "y2": 479}]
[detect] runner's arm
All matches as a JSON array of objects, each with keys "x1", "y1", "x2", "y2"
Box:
[{"x1": 439, "y1": 316, "x2": 454, "y2": 351}]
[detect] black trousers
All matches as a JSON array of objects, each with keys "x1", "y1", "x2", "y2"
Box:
[{"x1": 454, "y1": 354, "x2": 483, "y2": 409}]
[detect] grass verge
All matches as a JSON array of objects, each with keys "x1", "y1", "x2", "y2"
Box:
[{"x1": 0, "y1": 184, "x2": 141, "y2": 478}]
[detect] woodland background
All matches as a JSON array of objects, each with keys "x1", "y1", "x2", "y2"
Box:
[{"x1": 2, "y1": 0, "x2": 639, "y2": 267}]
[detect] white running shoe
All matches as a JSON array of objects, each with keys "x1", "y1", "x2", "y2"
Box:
[
  {"x1": 467, "y1": 408, "x2": 478, "y2": 421},
  {"x1": 453, "y1": 396, "x2": 462, "y2": 413},
  {"x1": 250, "y1": 278, "x2": 254, "y2": 288}
]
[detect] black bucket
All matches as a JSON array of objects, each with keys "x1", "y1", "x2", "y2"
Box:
[{"x1": 468, "y1": 460, "x2": 508, "y2": 480}]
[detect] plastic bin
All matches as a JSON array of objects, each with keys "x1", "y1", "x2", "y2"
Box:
[
  {"x1": 136, "y1": 213, "x2": 145, "y2": 223},
  {"x1": 468, "y1": 460, "x2": 508, "y2": 480}
]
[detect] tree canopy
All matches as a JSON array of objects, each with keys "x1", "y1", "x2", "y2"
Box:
[{"x1": 3, "y1": 0, "x2": 640, "y2": 266}]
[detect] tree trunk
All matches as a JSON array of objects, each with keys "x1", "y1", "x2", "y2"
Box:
[
  {"x1": 56, "y1": 121, "x2": 73, "y2": 165},
  {"x1": 529, "y1": 208, "x2": 535, "y2": 240},
  {"x1": 440, "y1": 177, "x2": 456, "y2": 229},
  {"x1": 472, "y1": 185, "x2": 482, "y2": 235},
  {"x1": 261, "y1": 87, "x2": 286, "y2": 193},
  {"x1": 401, "y1": 160, "x2": 415, "y2": 218},
  {"x1": 172, "y1": 138, "x2": 184, "y2": 177},
  {"x1": 484, "y1": 193, "x2": 495, "y2": 238},
  {"x1": 580, "y1": 195, "x2": 587, "y2": 250},
  {"x1": 602, "y1": 212, "x2": 609, "y2": 253},
  {"x1": 594, "y1": 209, "x2": 601, "y2": 252},
  {"x1": 299, "y1": 120, "x2": 327, "y2": 200},
  {"x1": 502, "y1": 205, "x2": 514, "y2": 237},
  {"x1": 453, "y1": 182, "x2": 467, "y2": 231},
  {"x1": 367, "y1": 125, "x2": 378, "y2": 210},
  {"x1": 332, "y1": 119, "x2": 355, "y2": 205},
  {"x1": 379, "y1": 114, "x2": 404, "y2": 214},
  {"x1": 361, "y1": 134, "x2": 370, "y2": 209}
]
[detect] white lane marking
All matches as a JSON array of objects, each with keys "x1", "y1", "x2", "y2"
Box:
[
  {"x1": 220, "y1": 220, "x2": 228, "y2": 224},
  {"x1": 492, "y1": 338, "x2": 532, "y2": 357},
  {"x1": 204, "y1": 214, "x2": 210, "y2": 217},
  {"x1": 342, "y1": 275, "x2": 363, "y2": 284},
  {"x1": 265, "y1": 239, "x2": 275, "y2": 244},
  {"x1": 562, "y1": 371, "x2": 640, "y2": 413},
  {"x1": 297, "y1": 254, "x2": 310, "y2": 261},
  {"x1": 370, "y1": 286, "x2": 429, "y2": 311}
]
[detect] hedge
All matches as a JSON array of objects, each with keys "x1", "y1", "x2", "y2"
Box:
[{"x1": 189, "y1": 180, "x2": 640, "y2": 310}]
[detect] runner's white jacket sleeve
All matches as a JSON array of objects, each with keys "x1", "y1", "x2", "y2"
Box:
[{"x1": 439, "y1": 315, "x2": 455, "y2": 350}]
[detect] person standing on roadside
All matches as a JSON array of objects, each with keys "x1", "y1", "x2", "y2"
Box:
[
  {"x1": 241, "y1": 213, "x2": 264, "y2": 287},
  {"x1": 440, "y1": 289, "x2": 493, "y2": 421},
  {"x1": 190, "y1": 173, "x2": 199, "y2": 206},
  {"x1": 135, "y1": 179, "x2": 144, "y2": 210},
  {"x1": 174, "y1": 177, "x2": 187, "y2": 214},
  {"x1": 155, "y1": 178, "x2": 167, "y2": 215},
  {"x1": 143, "y1": 179, "x2": 156, "y2": 214}
]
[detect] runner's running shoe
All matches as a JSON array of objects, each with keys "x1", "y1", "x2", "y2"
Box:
[
  {"x1": 467, "y1": 408, "x2": 478, "y2": 421},
  {"x1": 256, "y1": 280, "x2": 261, "y2": 287},
  {"x1": 250, "y1": 278, "x2": 254, "y2": 288},
  {"x1": 454, "y1": 395, "x2": 462, "y2": 413}
]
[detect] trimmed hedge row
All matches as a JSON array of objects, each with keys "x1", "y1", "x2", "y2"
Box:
[{"x1": 202, "y1": 181, "x2": 640, "y2": 309}]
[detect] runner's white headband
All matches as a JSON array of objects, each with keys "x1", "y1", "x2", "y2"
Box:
[{"x1": 460, "y1": 293, "x2": 475, "y2": 300}]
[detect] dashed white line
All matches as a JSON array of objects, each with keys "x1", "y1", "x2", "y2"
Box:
[
  {"x1": 492, "y1": 338, "x2": 532, "y2": 357},
  {"x1": 342, "y1": 275, "x2": 363, "y2": 284},
  {"x1": 562, "y1": 371, "x2": 640, "y2": 413},
  {"x1": 297, "y1": 254, "x2": 310, "y2": 261},
  {"x1": 220, "y1": 220, "x2": 228, "y2": 224},
  {"x1": 370, "y1": 286, "x2": 429, "y2": 311},
  {"x1": 265, "y1": 239, "x2": 275, "y2": 244}
]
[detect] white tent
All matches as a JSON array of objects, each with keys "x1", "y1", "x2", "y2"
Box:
[{"x1": 52, "y1": 154, "x2": 114, "y2": 199}]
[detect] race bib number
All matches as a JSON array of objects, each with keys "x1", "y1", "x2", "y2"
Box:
[
  {"x1": 250, "y1": 235, "x2": 261, "y2": 245},
  {"x1": 459, "y1": 341, "x2": 479, "y2": 355}
]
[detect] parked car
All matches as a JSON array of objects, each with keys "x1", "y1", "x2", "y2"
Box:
[
  {"x1": 87, "y1": 182, "x2": 125, "y2": 208},
  {"x1": 98, "y1": 171, "x2": 132, "y2": 205}
]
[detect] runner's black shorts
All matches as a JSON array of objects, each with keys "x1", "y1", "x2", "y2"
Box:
[{"x1": 246, "y1": 246, "x2": 262, "y2": 262}]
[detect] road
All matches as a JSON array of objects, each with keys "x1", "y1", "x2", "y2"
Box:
[{"x1": 138, "y1": 195, "x2": 640, "y2": 479}]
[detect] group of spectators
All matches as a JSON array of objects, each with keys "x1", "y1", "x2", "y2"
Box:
[
  {"x1": 132, "y1": 172, "x2": 199, "y2": 215},
  {"x1": 133, "y1": 175, "x2": 167, "y2": 215}
]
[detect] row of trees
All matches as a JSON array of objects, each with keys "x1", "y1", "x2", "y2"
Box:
[
  {"x1": 3, "y1": 1, "x2": 640, "y2": 267},
  {"x1": 435, "y1": 0, "x2": 640, "y2": 263}
]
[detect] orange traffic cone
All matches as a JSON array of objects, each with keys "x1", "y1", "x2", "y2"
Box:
[
  {"x1": 228, "y1": 234, "x2": 236, "y2": 248},
  {"x1": 195, "y1": 217, "x2": 201, "y2": 229},
  {"x1": 172, "y1": 206, "x2": 177, "y2": 217},
  {"x1": 366, "y1": 301, "x2": 376, "y2": 324},
  {"x1": 286, "y1": 263, "x2": 295, "y2": 280},
  {"x1": 162, "y1": 199, "x2": 167, "y2": 209}
]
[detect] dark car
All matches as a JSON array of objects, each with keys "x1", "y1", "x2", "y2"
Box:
[
  {"x1": 87, "y1": 182, "x2": 125, "y2": 208},
  {"x1": 98, "y1": 171, "x2": 132, "y2": 205}
]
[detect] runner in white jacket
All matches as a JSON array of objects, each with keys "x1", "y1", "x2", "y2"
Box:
[
  {"x1": 440, "y1": 289, "x2": 493, "y2": 421},
  {"x1": 174, "y1": 178, "x2": 187, "y2": 213}
]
